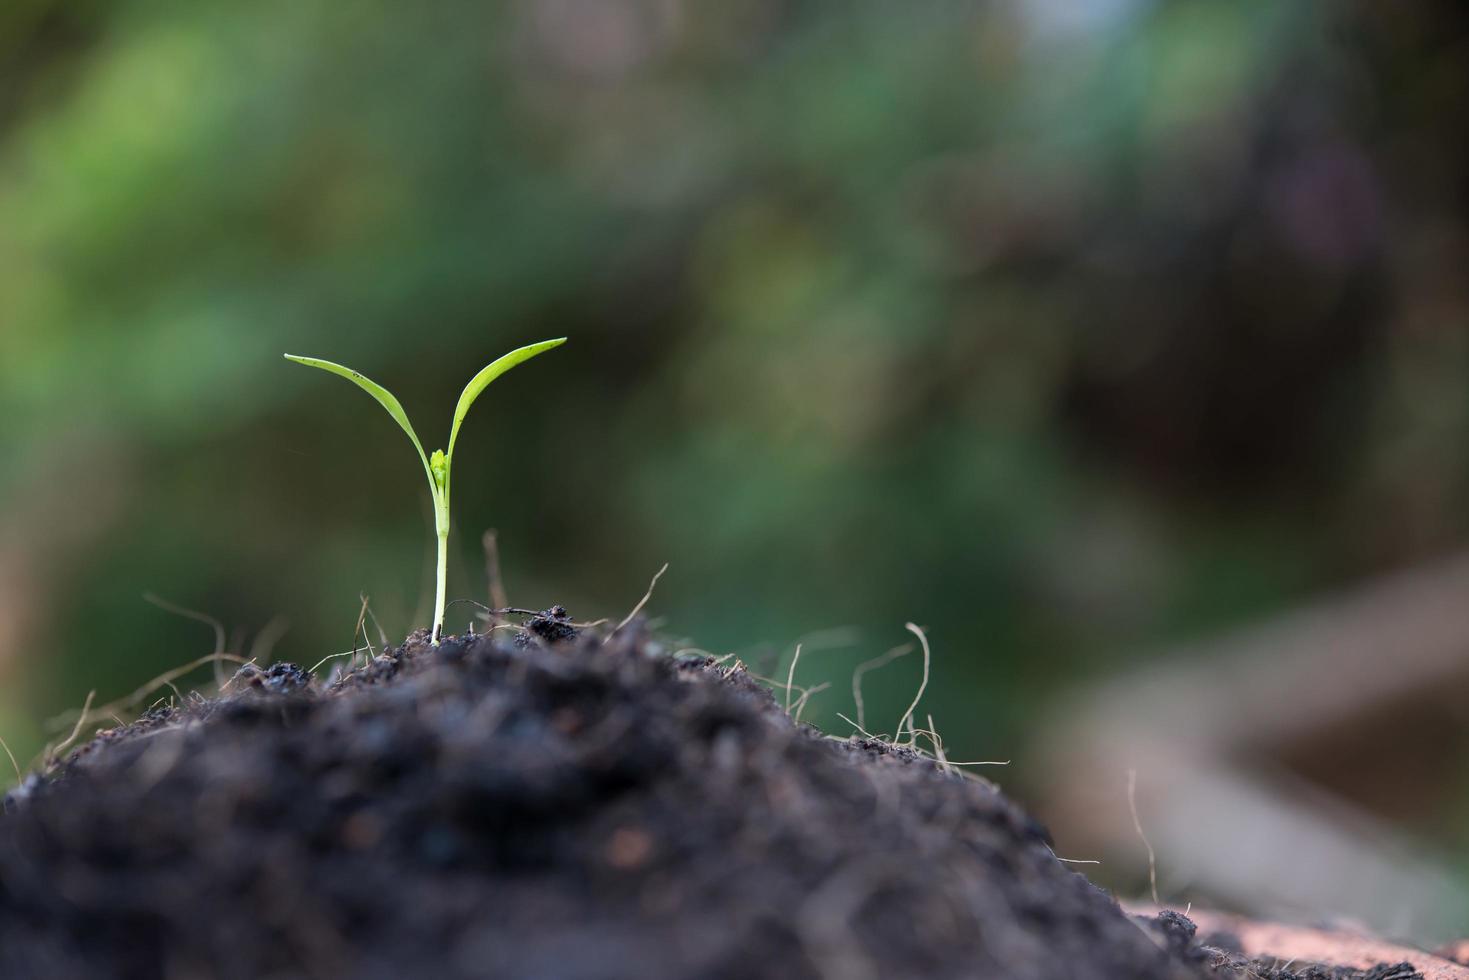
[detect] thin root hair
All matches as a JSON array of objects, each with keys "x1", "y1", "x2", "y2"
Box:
[
  {"x1": 44, "y1": 690, "x2": 96, "y2": 767},
  {"x1": 44, "y1": 652, "x2": 251, "y2": 738},
  {"x1": 0, "y1": 732, "x2": 22, "y2": 784},
  {"x1": 610, "y1": 562, "x2": 669, "y2": 638},
  {"x1": 851, "y1": 643, "x2": 913, "y2": 734},
  {"x1": 896, "y1": 623, "x2": 930, "y2": 749},
  {"x1": 1127, "y1": 768, "x2": 1160, "y2": 906}
]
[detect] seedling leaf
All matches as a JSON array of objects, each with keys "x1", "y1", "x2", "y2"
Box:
[
  {"x1": 284, "y1": 354, "x2": 435, "y2": 486},
  {"x1": 286, "y1": 340, "x2": 565, "y2": 644},
  {"x1": 446, "y1": 337, "x2": 566, "y2": 459}
]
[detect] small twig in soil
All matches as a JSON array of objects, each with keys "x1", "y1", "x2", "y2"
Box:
[
  {"x1": 131, "y1": 655, "x2": 249, "y2": 704},
  {"x1": 362, "y1": 595, "x2": 389, "y2": 647},
  {"x1": 308, "y1": 648, "x2": 359, "y2": 675},
  {"x1": 449, "y1": 600, "x2": 547, "y2": 625},
  {"x1": 482, "y1": 529, "x2": 509, "y2": 616},
  {"x1": 46, "y1": 690, "x2": 96, "y2": 765},
  {"x1": 47, "y1": 653, "x2": 252, "y2": 735},
  {"x1": 143, "y1": 593, "x2": 226, "y2": 656},
  {"x1": 781, "y1": 628, "x2": 861, "y2": 715},
  {"x1": 896, "y1": 623, "x2": 930, "y2": 748},
  {"x1": 143, "y1": 592, "x2": 227, "y2": 686},
  {"x1": 851, "y1": 643, "x2": 913, "y2": 734},
  {"x1": 742, "y1": 665, "x2": 826, "y2": 710},
  {"x1": 0, "y1": 732, "x2": 22, "y2": 783},
  {"x1": 217, "y1": 658, "x2": 257, "y2": 693},
  {"x1": 1127, "y1": 768, "x2": 1159, "y2": 906},
  {"x1": 920, "y1": 713, "x2": 954, "y2": 774},
  {"x1": 452, "y1": 599, "x2": 538, "y2": 616},
  {"x1": 350, "y1": 595, "x2": 372, "y2": 670},
  {"x1": 359, "y1": 615, "x2": 376, "y2": 663},
  {"x1": 453, "y1": 599, "x2": 613, "y2": 632},
  {"x1": 610, "y1": 562, "x2": 669, "y2": 638},
  {"x1": 907, "y1": 717, "x2": 1009, "y2": 768},
  {"x1": 793, "y1": 681, "x2": 830, "y2": 724},
  {"x1": 835, "y1": 713, "x2": 882, "y2": 741},
  {"x1": 785, "y1": 643, "x2": 803, "y2": 714}
]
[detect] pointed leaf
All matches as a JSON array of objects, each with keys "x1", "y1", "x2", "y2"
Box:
[
  {"x1": 445, "y1": 338, "x2": 566, "y2": 459},
  {"x1": 284, "y1": 354, "x2": 436, "y2": 491}
]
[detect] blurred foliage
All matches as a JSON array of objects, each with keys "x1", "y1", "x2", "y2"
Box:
[{"x1": 2, "y1": 0, "x2": 1469, "y2": 861}]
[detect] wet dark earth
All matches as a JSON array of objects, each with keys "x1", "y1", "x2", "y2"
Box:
[{"x1": 0, "y1": 612, "x2": 1420, "y2": 979}]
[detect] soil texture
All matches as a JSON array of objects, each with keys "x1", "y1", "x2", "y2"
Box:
[{"x1": 0, "y1": 615, "x2": 1424, "y2": 980}]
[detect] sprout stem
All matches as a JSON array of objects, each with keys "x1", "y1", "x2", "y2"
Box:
[{"x1": 432, "y1": 529, "x2": 449, "y2": 644}]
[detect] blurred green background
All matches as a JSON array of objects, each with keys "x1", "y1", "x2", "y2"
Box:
[{"x1": 4, "y1": 0, "x2": 1469, "y2": 914}]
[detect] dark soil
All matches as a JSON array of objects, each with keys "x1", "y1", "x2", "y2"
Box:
[{"x1": 0, "y1": 615, "x2": 1421, "y2": 980}]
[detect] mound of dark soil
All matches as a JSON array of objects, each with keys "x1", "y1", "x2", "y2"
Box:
[{"x1": 0, "y1": 618, "x2": 1417, "y2": 980}]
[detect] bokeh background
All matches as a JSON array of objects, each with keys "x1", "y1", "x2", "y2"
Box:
[{"x1": 5, "y1": 0, "x2": 1469, "y2": 939}]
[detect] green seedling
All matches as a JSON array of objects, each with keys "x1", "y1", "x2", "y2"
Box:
[{"x1": 285, "y1": 338, "x2": 566, "y2": 644}]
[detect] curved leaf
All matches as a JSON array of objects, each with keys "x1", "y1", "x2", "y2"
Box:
[
  {"x1": 445, "y1": 337, "x2": 566, "y2": 460},
  {"x1": 284, "y1": 354, "x2": 436, "y2": 492}
]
